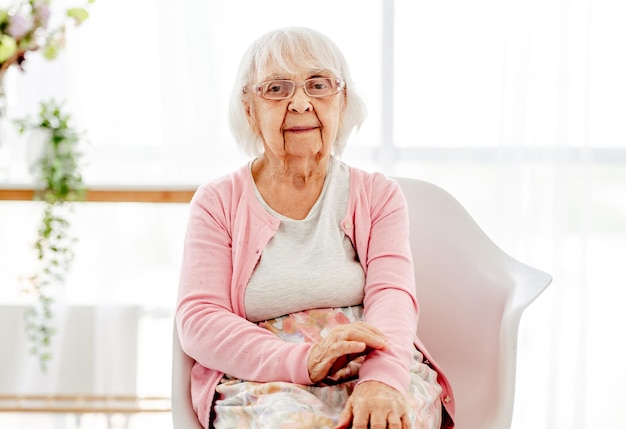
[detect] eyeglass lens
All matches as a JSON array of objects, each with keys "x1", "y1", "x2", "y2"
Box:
[{"x1": 259, "y1": 78, "x2": 339, "y2": 99}]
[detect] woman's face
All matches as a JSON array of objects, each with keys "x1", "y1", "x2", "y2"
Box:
[{"x1": 245, "y1": 66, "x2": 346, "y2": 162}]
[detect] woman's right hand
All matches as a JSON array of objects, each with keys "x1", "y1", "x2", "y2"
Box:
[{"x1": 307, "y1": 322, "x2": 388, "y2": 383}]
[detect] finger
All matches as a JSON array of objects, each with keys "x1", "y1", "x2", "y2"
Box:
[
  {"x1": 309, "y1": 341, "x2": 367, "y2": 382},
  {"x1": 387, "y1": 411, "x2": 402, "y2": 429},
  {"x1": 369, "y1": 410, "x2": 388, "y2": 429},
  {"x1": 401, "y1": 412, "x2": 412, "y2": 429},
  {"x1": 332, "y1": 323, "x2": 388, "y2": 349},
  {"x1": 327, "y1": 361, "x2": 359, "y2": 382},
  {"x1": 332, "y1": 333, "x2": 387, "y2": 355},
  {"x1": 311, "y1": 323, "x2": 388, "y2": 382},
  {"x1": 342, "y1": 320, "x2": 385, "y2": 335},
  {"x1": 350, "y1": 407, "x2": 370, "y2": 429},
  {"x1": 321, "y1": 340, "x2": 368, "y2": 367},
  {"x1": 335, "y1": 402, "x2": 353, "y2": 429},
  {"x1": 327, "y1": 349, "x2": 367, "y2": 375},
  {"x1": 328, "y1": 356, "x2": 363, "y2": 380}
]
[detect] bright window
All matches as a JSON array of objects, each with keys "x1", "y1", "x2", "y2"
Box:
[{"x1": 1, "y1": 1, "x2": 625, "y2": 428}]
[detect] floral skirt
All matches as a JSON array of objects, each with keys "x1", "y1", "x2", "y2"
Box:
[{"x1": 212, "y1": 306, "x2": 443, "y2": 429}]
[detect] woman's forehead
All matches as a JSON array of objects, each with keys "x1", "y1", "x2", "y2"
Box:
[
  {"x1": 254, "y1": 52, "x2": 338, "y2": 81},
  {"x1": 259, "y1": 67, "x2": 334, "y2": 80}
]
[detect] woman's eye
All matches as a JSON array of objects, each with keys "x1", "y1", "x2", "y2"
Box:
[
  {"x1": 306, "y1": 78, "x2": 332, "y2": 93},
  {"x1": 268, "y1": 83, "x2": 285, "y2": 93}
]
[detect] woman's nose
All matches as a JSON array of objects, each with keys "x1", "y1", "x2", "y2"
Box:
[{"x1": 288, "y1": 86, "x2": 313, "y2": 113}]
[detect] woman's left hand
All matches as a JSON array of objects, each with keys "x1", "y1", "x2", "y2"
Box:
[{"x1": 335, "y1": 380, "x2": 410, "y2": 429}]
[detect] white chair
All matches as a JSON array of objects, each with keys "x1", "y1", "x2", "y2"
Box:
[
  {"x1": 172, "y1": 177, "x2": 552, "y2": 429},
  {"x1": 395, "y1": 177, "x2": 551, "y2": 428},
  {"x1": 172, "y1": 324, "x2": 204, "y2": 429}
]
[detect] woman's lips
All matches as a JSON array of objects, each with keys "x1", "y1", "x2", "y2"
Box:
[{"x1": 284, "y1": 126, "x2": 318, "y2": 132}]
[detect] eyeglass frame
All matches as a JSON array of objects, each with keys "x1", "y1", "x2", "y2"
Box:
[{"x1": 250, "y1": 77, "x2": 346, "y2": 100}]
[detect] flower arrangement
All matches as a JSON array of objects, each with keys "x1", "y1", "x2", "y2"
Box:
[{"x1": 0, "y1": 0, "x2": 94, "y2": 83}]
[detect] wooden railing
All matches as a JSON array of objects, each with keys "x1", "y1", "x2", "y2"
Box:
[
  {"x1": 0, "y1": 394, "x2": 171, "y2": 414},
  {"x1": 0, "y1": 186, "x2": 197, "y2": 203}
]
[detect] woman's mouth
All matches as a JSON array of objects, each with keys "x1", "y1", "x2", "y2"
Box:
[{"x1": 284, "y1": 126, "x2": 318, "y2": 132}]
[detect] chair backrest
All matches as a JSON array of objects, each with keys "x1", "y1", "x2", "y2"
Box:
[
  {"x1": 171, "y1": 177, "x2": 552, "y2": 429},
  {"x1": 394, "y1": 177, "x2": 551, "y2": 429}
]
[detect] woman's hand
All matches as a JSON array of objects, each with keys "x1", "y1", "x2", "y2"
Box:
[
  {"x1": 307, "y1": 322, "x2": 388, "y2": 383},
  {"x1": 335, "y1": 381, "x2": 411, "y2": 429}
]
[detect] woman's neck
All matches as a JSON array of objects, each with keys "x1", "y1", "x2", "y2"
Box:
[
  {"x1": 251, "y1": 155, "x2": 331, "y2": 219},
  {"x1": 253, "y1": 154, "x2": 330, "y2": 188}
]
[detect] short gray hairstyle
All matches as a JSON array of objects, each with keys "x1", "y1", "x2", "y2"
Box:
[{"x1": 228, "y1": 27, "x2": 367, "y2": 157}]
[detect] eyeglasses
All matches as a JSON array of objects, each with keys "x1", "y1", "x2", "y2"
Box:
[{"x1": 253, "y1": 77, "x2": 345, "y2": 100}]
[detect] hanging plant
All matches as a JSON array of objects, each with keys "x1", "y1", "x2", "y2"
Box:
[{"x1": 17, "y1": 99, "x2": 86, "y2": 372}]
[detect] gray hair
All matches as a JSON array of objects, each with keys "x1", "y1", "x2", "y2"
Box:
[{"x1": 228, "y1": 27, "x2": 367, "y2": 157}]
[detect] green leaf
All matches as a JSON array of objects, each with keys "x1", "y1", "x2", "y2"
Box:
[
  {"x1": 42, "y1": 43, "x2": 59, "y2": 61},
  {"x1": 0, "y1": 34, "x2": 17, "y2": 63},
  {"x1": 67, "y1": 8, "x2": 89, "y2": 25}
]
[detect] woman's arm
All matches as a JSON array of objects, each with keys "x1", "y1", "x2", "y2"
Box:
[
  {"x1": 357, "y1": 177, "x2": 419, "y2": 393},
  {"x1": 175, "y1": 184, "x2": 313, "y2": 384}
]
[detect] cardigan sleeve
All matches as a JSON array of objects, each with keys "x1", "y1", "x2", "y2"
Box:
[
  {"x1": 175, "y1": 181, "x2": 313, "y2": 385},
  {"x1": 351, "y1": 174, "x2": 419, "y2": 394}
]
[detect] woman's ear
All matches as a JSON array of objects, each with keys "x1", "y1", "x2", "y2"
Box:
[
  {"x1": 243, "y1": 97, "x2": 259, "y2": 134},
  {"x1": 243, "y1": 96, "x2": 252, "y2": 118},
  {"x1": 338, "y1": 90, "x2": 347, "y2": 126}
]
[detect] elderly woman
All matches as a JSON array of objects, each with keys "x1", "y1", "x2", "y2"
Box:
[{"x1": 176, "y1": 27, "x2": 455, "y2": 428}]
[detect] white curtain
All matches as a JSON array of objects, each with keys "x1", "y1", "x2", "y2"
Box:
[
  {"x1": 391, "y1": 1, "x2": 625, "y2": 428},
  {"x1": 1, "y1": 1, "x2": 625, "y2": 428},
  {"x1": 0, "y1": 305, "x2": 141, "y2": 395}
]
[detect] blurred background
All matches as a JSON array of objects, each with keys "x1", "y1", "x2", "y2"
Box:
[{"x1": 0, "y1": 0, "x2": 624, "y2": 428}]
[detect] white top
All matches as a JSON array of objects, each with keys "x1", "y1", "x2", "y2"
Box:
[{"x1": 244, "y1": 158, "x2": 366, "y2": 322}]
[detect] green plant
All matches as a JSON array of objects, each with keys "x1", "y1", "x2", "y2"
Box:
[
  {"x1": 0, "y1": 0, "x2": 94, "y2": 82},
  {"x1": 17, "y1": 99, "x2": 86, "y2": 372}
]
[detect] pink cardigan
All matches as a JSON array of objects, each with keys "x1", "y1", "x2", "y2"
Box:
[{"x1": 176, "y1": 162, "x2": 455, "y2": 428}]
